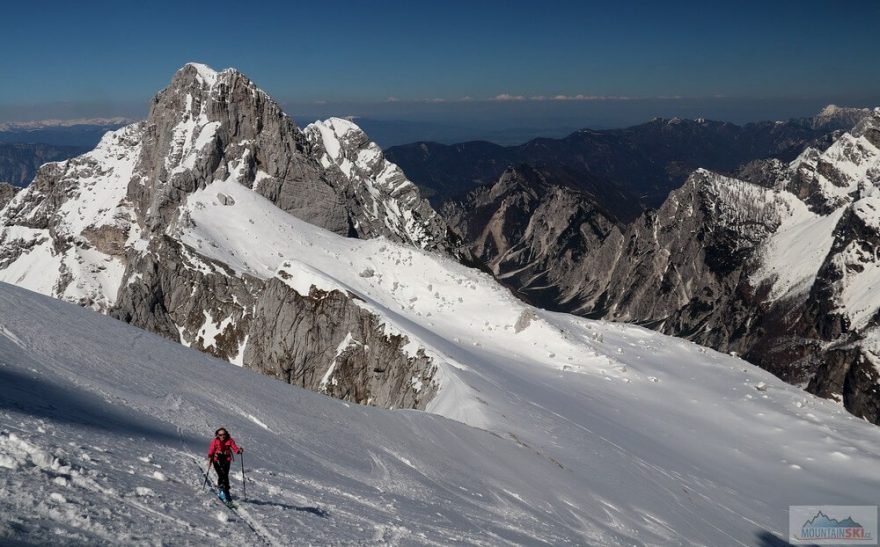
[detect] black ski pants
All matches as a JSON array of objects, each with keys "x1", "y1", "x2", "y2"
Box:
[{"x1": 213, "y1": 457, "x2": 232, "y2": 492}]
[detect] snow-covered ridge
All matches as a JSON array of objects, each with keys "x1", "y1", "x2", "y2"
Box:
[
  {"x1": 304, "y1": 116, "x2": 447, "y2": 250},
  {"x1": 789, "y1": 130, "x2": 880, "y2": 211},
  {"x1": 748, "y1": 111, "x2": 880, "y2": 307}
]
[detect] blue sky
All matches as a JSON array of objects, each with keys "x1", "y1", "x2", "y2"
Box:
[{"x1": 1, "y1": 0, "x2": 878, "y2": 135}]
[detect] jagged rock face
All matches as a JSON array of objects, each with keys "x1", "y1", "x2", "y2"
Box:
[
  {"x1": 0, "y1": 183, "x2": 18, "y2": 209},
  {"x1": 735, "y1": 158, "x2": 790, "y2": 189},
  {"x1": 447, "y1": 109, "x2": 880, "y2": 423},
  {"x1": 575, "y1": 171, "x2": 787, "y2": 323},
  {"x1": 0, "y1": 63, "x2": 449, "y2": 411},
  {"x1": 129, "y1": 64, "x2": 339, "y2": 233},
  {"x1": 442, "y1": 165, "x2": 620, "y2": 307},
  {"x1": 110, "y1": 238, "x2": 435, "y2": 410},
  {"x1": 446, "y1": 167, "x2": 783, "y2": 329},
  {"x1": 110, "y1": 236, "x2": 255, "y2": 349},
  {"x1": 304, "y1": 118, "x2": 451, "y2": 252},
  {"x1": 245, "y1": 279, "x2": 437, "y2": 409}
]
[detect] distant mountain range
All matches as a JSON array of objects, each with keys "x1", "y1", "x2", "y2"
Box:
[
  {"x1": 386, "y1": 106, "x2": 873, "y2": 221},
  {"x1": 0, "y1": 117, "x2": 133, "y2": 131}
]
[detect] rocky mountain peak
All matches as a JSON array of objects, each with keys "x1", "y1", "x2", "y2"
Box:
[
  {"x1": 166, "y1": 63, "x2": 218, "y2": 93},
  {"x1": 115, "y1": 62, "x2": 455, "y2": 254},
  {"x1": 165, "y1": 63, "x2": 259, "y2": 100},
  {"x1": 811, "y1": 104, "x2": 874, "y2": 131},
  {"x1": 0, "y1": 63, "x2": 460, "y2": 410},
  {"x1": 819, "y1": 104, "x2": 845, "y2": 117},
  {"x1": 132, "y1": 62, "x2": 324, "y2": 233},
  {"x1": 181, "y1": 62, "x2": 220, "y2": 85},
  {"x1": 489, "y1": 165, "x2": 547, "y2": 198}
]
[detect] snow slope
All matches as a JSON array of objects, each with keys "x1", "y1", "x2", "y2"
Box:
[
  {"x1": 750, "y1": 192, "x2": 845, "y2": 302},
  {"x1": 3, "y1": 242, "x2": 880, "y2": 544}
]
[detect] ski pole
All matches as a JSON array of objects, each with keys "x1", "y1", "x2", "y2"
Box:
[
  {"x1": 240, "y1": 452, "x2": 247, "y2": 501},
  {"x1": 199, "y1": 464, "x2": 211, "y2": 489}
]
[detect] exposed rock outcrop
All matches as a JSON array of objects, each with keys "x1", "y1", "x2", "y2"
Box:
[
  {"x1": 110, "y1": 238, "x2": 436, "y2": 410},
  {"x1": 442, "y1": 165, "x2": 620, "y2": 307},
  {"x1": 0, "y1": 183, "x2": 18, "y2": 210},
  {"x1": 246, "y1": 279, "x2": 436, "y2": 409}
]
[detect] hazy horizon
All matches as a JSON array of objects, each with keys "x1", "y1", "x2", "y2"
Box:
[
  {"x1": 2, "y1": 0, "x2": 878, "y2": 144},
  {"x1": 2, "y1": 92, "x2": 878, "y2": 147}
]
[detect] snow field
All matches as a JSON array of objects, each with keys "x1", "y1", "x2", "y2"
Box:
[{"x1": 2, "y1": 284, "x2": 658, "y2": 545}]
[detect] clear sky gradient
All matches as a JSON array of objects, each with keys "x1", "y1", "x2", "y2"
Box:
[{"x1": 2, "y1": 0, "x2": 878, "y2": 136}]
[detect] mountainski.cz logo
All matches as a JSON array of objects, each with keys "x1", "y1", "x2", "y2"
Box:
[{"x1": 790, "y1": 506, "x2": 878, "y2": 545}]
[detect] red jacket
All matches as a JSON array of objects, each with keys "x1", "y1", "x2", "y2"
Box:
[{"x1": 208, "y1": 437, "x2": 242, "y2": 462}]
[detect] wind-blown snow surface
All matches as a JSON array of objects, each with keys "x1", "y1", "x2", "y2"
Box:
[{"x1": 3, "y1": 273, "x2": 880, "y2": 547}]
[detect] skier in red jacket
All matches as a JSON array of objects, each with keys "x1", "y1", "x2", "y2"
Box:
[{"x1": 208, "y1": 427, "x2": 243, "y2": 502}]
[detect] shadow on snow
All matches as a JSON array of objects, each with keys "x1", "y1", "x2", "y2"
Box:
[
  {"x1": 755, "y1": 530, "x2": 820, "y2": 547},
  {"x1": 242, "y1": 498, "x2": 329, "y2": 518},
  {"x1": 0, "y1": 365, "x2": 200, "y2": 448}
]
